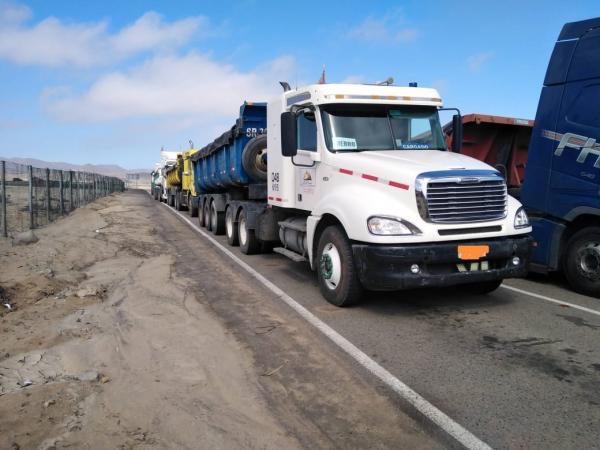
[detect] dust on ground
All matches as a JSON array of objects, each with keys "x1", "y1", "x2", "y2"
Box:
[{"x1": 0, "y1": 191, "x2": 444, "y2": 449}]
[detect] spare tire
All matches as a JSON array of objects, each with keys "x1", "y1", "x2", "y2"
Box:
[{"x1": 242, "y1": 134, "x2": 268, "y2": 181}]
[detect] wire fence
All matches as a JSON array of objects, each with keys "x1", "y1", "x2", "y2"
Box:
[{"x1": 0, "y1": 160, "x2": 125, "y2": 237}]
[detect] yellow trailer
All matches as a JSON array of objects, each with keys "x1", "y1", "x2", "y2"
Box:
[{"x1": 165, "y1": 149, "x2": 199, "y2": 215}]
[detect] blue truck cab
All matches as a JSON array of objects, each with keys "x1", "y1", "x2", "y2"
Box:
[{"x1": 521, "y1": 17, "x2": 600, "y2": 296}]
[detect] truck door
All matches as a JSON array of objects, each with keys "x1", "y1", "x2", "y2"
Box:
[
  {"x1": 293, "y1": 109, "x2": 320, "y2": 211},
  {"x1": 550, "y1": 26, "x2": 600, "y2": 218}
]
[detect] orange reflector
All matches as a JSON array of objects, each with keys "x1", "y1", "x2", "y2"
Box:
[{"x1": 458, "y1": 245, "x2": 489, "y2": 260}]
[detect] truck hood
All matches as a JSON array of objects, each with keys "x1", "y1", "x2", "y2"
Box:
[{"x1": 331, "y1": 150, "x2": 496, "y2": 185}]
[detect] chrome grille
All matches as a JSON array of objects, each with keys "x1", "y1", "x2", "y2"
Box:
[{"x1": 419, "y1": 176, "x2": 507, "y2": 224}]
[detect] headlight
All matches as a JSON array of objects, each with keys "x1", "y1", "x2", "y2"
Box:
[
  {"x1": 514, "y1": 207, "x2": 530, "y2": 228},
  {"x1": 367, "y1": 216, "x2": 422, "y2": 235}
]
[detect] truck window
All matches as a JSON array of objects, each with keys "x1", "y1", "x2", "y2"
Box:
[
  {"x1": 297, "y1": 111, "x2": 317, "y2": 151},
  {"x1": 321, "y1": 104, "x2": 445, "y2": 152}
]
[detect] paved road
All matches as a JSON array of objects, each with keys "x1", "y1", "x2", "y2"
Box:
[{"x1": 159, "y1": 196, "x2": 600, "y2": 449}]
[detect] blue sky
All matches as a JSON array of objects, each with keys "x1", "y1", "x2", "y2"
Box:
[{"x1": 0, "y1": 0, "x2": 598, "y2": 169}]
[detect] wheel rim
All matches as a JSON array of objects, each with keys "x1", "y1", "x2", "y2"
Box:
[
  {"x1": 239, "y1": 217, "x2": 247, "y2": 246},
  {"x1": 211, "y1": 204, "x2": 217, "y2": 229},
  {"x1": 577, "y1": 242, "x2": 600, "y2": 280},
  {"x1": 320, "y1": 242, "x2": 342, "y2": 290},
  {"x1": 226, "y1": 210, "x2": 233, "y2": 238},
  {"x1": 254, "y1": 148, "x2": 267, "y2": 172}
]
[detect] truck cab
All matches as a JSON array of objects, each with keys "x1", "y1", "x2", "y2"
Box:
[
  {"x1": 521, "y1": 17, "x2": 600, "y2": 296},
  {"x1": 268, "y1": 83, "x2": 532, "y2": 305}
]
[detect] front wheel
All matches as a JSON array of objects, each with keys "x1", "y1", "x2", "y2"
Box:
[
  {"x1": 563, "y1": 226, "x2": 600, "y2": 298},
  {"x1": 316, "y1": 226, "x2": 363, "y2": 307}
]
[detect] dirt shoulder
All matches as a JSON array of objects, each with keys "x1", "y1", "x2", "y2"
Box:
[{"x1": 0, "y1": 190, "x2": 444, "y2": 449}]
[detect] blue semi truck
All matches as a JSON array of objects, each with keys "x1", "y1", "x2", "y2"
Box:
[{"x1": 446, "y1": 17, "x2": 600, "y2": 297}]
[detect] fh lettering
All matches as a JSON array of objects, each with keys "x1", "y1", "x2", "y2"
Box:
[{"x1": 554, "y1": 132, "x2": 600, "y2": 168}]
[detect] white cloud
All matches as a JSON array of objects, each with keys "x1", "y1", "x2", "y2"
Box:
[
  {"x1": 43, "y1": 52, "x2": 295, "y2": 122},
  {"x1": 467, "y1": 52, "x2": 494, "y2": 72},
  {"x1": 347, "y1": 11, "x2": 418, "y2": 44},
  {"x1": 0, "y1": 2, "x2": 206, "y2": 67}
]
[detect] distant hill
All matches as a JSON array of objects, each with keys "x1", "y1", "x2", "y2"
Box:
[{"x1": 0, "y1": 156, "x2": 150, "y2": 179}]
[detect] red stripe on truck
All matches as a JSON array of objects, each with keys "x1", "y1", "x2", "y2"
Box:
[
  {"x1": 339, "y1": 168, "x2": 353, "y2": 175},
  {"x1": 388, "y1": 180, "x2": 409, "y2": 190},
  {"x1": 361, "y1": 173, "x2": 378, "y2": 182}
]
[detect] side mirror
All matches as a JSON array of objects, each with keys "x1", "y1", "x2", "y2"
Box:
[
  {"x1": 281, "y1": 112, "x2": 298, "y2": 157},
  {"x1": 451, "y1": 114, "x2": 463, "y2": 153}
]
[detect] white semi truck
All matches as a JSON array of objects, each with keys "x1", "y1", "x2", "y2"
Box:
[{"x1": 187, "y1": 82, "x2": 533, "y2": 306}]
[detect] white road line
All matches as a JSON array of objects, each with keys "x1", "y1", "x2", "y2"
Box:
[
  {"x1": 501, "y1": 284, "x2": 600, "y2": 317},
  {"x1": 158, "y1": 201, "x2": 492, "y2": 450}
]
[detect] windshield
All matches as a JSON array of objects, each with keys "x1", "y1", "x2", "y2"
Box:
[{"x1": 321, "y1": 104, "x2": 446, "y2": 152}]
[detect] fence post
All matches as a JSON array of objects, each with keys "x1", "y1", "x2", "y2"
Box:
[
  {"x1": 69, "y1": 171, "x2": 73, "y2": 211},
  {"x1": 59, "y1": 170, "x2": 64, "y2": 215},
  {"x1": 28, "y1": 165, "x2": 33, "y2": 229},
  {"x1": 45, "y1": 168, "x2": 50, "y2": 223},
  {"x1": 1, "y1": 161, "x2": 6, "y2": 237}
]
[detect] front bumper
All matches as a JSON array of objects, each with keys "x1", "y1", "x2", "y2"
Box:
[{"x1": 352, "y1": 235, "x2": 533, "y2": 291}]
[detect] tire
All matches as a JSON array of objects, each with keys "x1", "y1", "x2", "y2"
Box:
[
  {"x1": 198, "y1": 200, "x2": 206, "y2": 228},
  {"x1": 210, "y1": 201, "x2": 225, "y2": 235},
  {"x1": 462, "y1": 279, "x2": 502, "y2": 295},
  {"x1": 174, "y1": 192, "x2": 180, "y2": 210},
  {"x1": 316, "y1": 226, "x2": 363, "y2": 307},
  {"x1": 188, "y1": 195, "x2": 198, "y2": 217},
  {"x1": 225, "y1": 207, "x2": 239, "y2": 246},
  {"x1": 238, "y1": 209, "x2": 260, "y2": 254},
  {"x1": 563, "y1": 226, "x2": 600, "y2": 298},
  {"x1": 203, "y1": 200, "x2": 212, "y2": 231},
  {"x1": 168, "y1": 192, "x2": 175, "y2": 207},
  {"x1": 242, "y1": 134, "x2": 268, "y2": 182}
]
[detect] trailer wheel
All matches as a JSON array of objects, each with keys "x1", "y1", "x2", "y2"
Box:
[
  {"x1": 203, "y1": 200, "x2": 212, "y2": 231},
  {"x1": 238, "y1": 209, "x2": 260, "y2": 254},
  {"x1": 225, "y1": 207, "x2": 239, "y2": 246},
  {"x1": 188, "y1": 194, "x2": 198, "y2": 217},
  {"x1": 463, "y1": 280, "x2": 502, "y2": 295},
  {"x1": 210, "y1": 201, "x2": 225, "y2": 235},
  {"x1": 316, "y1": 226, "x2": 363, "y2": 307},
  {"x1": 563, "y1": 226, "x2": 600, "y2": 298},
  {"x1": 242, "y1": 134, "x2": 268, "y2": 182}
]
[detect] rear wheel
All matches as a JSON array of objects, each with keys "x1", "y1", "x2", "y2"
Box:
[
  {"x1": 225, "y1": 207, "x2": 239, "y2": 246},
  {"x1": 210, "y1": 202, "x2": 225, "y2": 235},
  {"x1": 238, "y1": 209, "x2": 260, "y2": 254},
  {"x1": 168, "y1": 192, "x2": 175, "y2": 207},
  {"x1": 463, "y1": 279, "x2": 502, "y2": 295},
  {"x1": 316, "y1": 226, "x2": 363, "y2": 307},
  {"x1": 203, "y1": 201, "x2": 212, "y2": 230},
  {"x1": 188, "y1": 194, "x2": 198, "y2": 217},
  {"x1": 564, "y1": 226, "x2": 600, "y2": 298},
  {"x1": 175, "y1": 192, "x2": 183, "y2": 211}
]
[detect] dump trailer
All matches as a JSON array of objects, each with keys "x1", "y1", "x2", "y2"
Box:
[
  {"x1": 192, "y1": 84, "x2": 532, "y2": 306},
  {"x1": 445, "y1": 17, "x2": 600, "y2": 298},
  {"x1": 164, "y1": 148, "x2": 200, "y2": 214}
]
